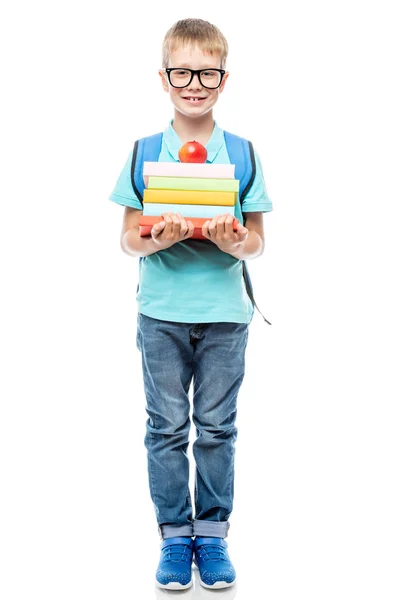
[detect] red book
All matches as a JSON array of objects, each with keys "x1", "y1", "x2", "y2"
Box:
[{"x1": 139, "y1": 215, "x2": 239, "y2": 241}]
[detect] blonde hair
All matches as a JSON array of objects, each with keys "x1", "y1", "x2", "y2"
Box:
[{"x1": 162, "y1": 18, "x2": 229, "y2": 69}]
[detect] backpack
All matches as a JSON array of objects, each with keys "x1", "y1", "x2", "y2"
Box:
[{"x1": 130, "y1": 131, "x2": 271, "y2": 325}]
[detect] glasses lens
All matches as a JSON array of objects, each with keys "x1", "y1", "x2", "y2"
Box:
[
  {"x1": 169, "y1": 69, "x2": 192, "y2": 87},
  {"x1": 199, "y1": 70, "x2": 222, "y2": 89}
]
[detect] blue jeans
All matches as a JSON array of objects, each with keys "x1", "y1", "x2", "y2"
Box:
[{"x1": 136, "y1": 312, "x2": 249, "y2": 540}]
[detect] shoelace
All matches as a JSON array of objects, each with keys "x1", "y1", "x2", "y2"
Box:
[
  {"x1": 163, "y1": 543, "x2": 192, "y2": 563},
  {"x1": 197, "y1": 544, "x2": 227, "y2": 561}
]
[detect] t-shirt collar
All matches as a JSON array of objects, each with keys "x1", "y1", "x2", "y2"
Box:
[{"x1": 163, "y1": 119, "x2": 225, "y2": 163}]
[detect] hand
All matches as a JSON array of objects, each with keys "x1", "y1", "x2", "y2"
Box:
[
  {"x1": 151, "y1": 212, "x2": 194, "y2": 249},
  {"x1": 202, "y1": 213, "x2": 249, "y2": 253}
]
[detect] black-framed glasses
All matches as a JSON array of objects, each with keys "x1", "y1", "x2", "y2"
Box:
[{"x1": 164, "y1": 68, "x2": 226, "y2": 89}]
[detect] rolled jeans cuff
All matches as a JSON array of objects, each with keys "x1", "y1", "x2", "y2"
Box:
[
  {"x1": 193, "y1": 519, "x2": 230, "y2": 538},
  {"x1": 159, "y1": 523, "x2": 193, "y2": 540}
]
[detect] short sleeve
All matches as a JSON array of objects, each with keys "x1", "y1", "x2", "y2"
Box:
[
  {"x1": 108, "y1": 149, "x2": 143, "y2": 209},
  {"x1": 241, "y1": 147, "x2": 273, "y2": 213}
]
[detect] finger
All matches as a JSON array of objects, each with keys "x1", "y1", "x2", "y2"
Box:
[
  {"x1": 237, "y1": 227, "x2": 249, "y2": 241},
  {"x1": 224, "y1": 214, "x2": 234, "y2": 233},
  {"x1": 233, "y1": 222, "x2": 247, "y2": 240},
  {"x1": 162, "y1": 213, "x2": 173, "y2": 235},
  {"x1": 216, "y1": 214, "x2": 227, "y2": 236},
  {"x1": 168, "y1": 213, "x2": 181, "y2": 236},
  {"x1": 177, "y1": 213, "x2": 189, "y2": 237},
  {"x1": 202, "y1": 220, "x2": 211, "y2": 238},
  {"x1": 151, "y1": 220, "x2": 166, "y2": 237},
  {"x1": 185, "y1": 220, "x2": 195, "y2": 238},
  {"x1": 208, "y1": 215, "x2": 220, "y2": 238},
  {"x1": 236, "y1": 222, "x2": 248, "y2": 233},
  {"x1": 153, "y1": 220, "x2": 166, "y2": 229}
]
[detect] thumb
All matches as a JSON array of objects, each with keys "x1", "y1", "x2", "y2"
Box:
[
  {"x1": 151, "y1": 220, "x2": 165, "y2": 237},
  {"x1": 237, "y1": 224, "x2": 248, "y2": 239}
]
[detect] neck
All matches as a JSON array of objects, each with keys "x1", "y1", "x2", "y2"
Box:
[{"x1": 172, "y1": 110, "x2": 215, "y2": 145}]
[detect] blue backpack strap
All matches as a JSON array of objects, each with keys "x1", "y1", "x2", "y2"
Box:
[
  {"x1": 224, "y1": 130, "x2": 271, "y2": 325},
  {"x1": 131, "y1": 132, "x2": 163, "y2": 205},
  {"x1": 223, "y1": 131, "x2": 256, "y2": 207},
  {"x1": 130, "y1": 132, "x2": 162, "y2": 279}
]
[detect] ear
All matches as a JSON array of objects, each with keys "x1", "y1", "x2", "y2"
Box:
[
  {"x1": 158, "y1": 69, "x2": 169, "y2": 92},
  {"x1": 218, "y1": 71, "x2": 229, "y2": 94}
]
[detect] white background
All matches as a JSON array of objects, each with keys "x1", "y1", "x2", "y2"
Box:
[{"x1": 1, "y1": 0, "x2": 399, "y2": 598}]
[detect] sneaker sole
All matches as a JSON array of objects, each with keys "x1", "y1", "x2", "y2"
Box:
[
  {"x1": 199, "y1": 579, "x2": 236, "y2": 589},
  {"x1": 155, "y1": 579, "x2": 193, "y2": 590}
]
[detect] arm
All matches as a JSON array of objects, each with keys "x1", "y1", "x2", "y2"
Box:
[
  {"x1": 228, "y1": 212, "x2": 265, "y2": 260},
  {"x1": 201, "y1": 211, "x2": 265, "y2": 260},
  {"x1": 120, "y1": 207, "x2": 159, "y2": 257},
  {"x1": 120, "y1": 207, "x2": 195, "y2": 257}
]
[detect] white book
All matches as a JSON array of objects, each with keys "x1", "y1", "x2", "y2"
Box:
[{"x1": 143, "y1": 161, "x2": 235, "y2": 186}]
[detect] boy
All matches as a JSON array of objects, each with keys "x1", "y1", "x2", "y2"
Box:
[{"x1": 109, "y1": 18, "x2": 272, "y2": 590}]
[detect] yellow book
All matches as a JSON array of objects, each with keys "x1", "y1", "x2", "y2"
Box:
[{"x1": 143, "y1": 189, "x2": 236, "y2": 206}]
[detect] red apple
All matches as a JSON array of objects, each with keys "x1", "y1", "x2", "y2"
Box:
[{"x1": 178, "y1": 140, "x2": 208, "y2": 163}]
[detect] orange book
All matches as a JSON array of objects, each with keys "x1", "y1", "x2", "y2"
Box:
[{"x1": 139, "y1": 215, "x2": 239, "y2": 240}]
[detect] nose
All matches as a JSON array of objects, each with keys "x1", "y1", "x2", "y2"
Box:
[{"x1": 187, "y1": 72, "x2": 202, "y2": 90}]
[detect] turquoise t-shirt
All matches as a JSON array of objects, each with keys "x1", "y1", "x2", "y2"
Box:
[{"x1": 109, "y1": 121, "x2": 273, "y2": 324}]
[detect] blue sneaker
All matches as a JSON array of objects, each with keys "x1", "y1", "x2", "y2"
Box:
[
  {"x1": 194, "y1": 537, "x2": 236, "y2": 589},
  {"x1": 155, "y1": 536, "x2": 194, "y2": 590}
]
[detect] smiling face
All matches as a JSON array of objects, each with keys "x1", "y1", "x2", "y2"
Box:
[{"x1": 159, "y1": 43, "x2": 229, "y2": 120}]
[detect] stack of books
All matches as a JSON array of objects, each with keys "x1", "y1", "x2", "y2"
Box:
[{"x1": 138, "y1": 161, "x2": 240, "y2": 240}]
